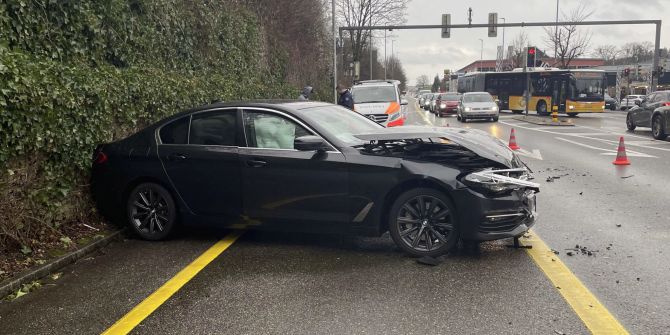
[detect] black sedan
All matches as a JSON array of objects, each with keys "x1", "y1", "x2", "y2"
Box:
[
  {"x1": 92, "y1": 101, "x2": 539, "y2": 257},
  {"x1": 626, "y1": 91, "x2": 670, "y2": 140}
]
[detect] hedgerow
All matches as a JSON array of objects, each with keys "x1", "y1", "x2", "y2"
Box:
[{"x1": 0, "y1": 0, "x2": 298, "y2": 254}]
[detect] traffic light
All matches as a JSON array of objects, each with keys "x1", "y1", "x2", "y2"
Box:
[
  {"x1": 526, "y1": 47, "x2": 537, "y2": 68},
  {"x1": 624, "y1": 68, "x2": 630, "y2": 76}
]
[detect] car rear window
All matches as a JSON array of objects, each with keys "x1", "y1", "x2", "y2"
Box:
[{"x1": 159, "y1": 116, "x2": 190, "y2": 145}]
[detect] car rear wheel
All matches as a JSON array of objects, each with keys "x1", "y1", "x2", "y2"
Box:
[
  {"x1": 652, "y1": 115, "x2": 668, "y2": 140},
  {"x1": 126, "y1": 182, "x2": 177, "y2": 241},
  {"x1": 567, "y1": 113, "x2": 579, "y2": 117},
  {"x1": 388, "y1": 188, "x2": 459, "y2": 257},
  {"x1": 626, "y1": 113, "x2": 636, "y2": 131}
]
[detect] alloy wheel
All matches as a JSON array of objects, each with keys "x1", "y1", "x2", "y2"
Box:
[
  {"x1": 129, "y1": 185, "x2": 171, "y2": 237},
  {"x1": 395, "y1": 195, "x2": 454, "y2": 253}
]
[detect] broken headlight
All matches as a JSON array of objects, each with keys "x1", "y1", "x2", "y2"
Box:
[{"x1": 462, "y1": 168, "x2": 540, "y2": 195}]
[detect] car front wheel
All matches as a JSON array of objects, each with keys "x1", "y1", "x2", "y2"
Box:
[
  {"x1": 626, "y1": 113, "x2": 636, "y2": 131},
  {"x1": 126, "y1": 182, "x2": 177, "y2": 241},
  {"x1": 652, "y1": 115, "x2": 668, "y2": 140},
  {"x1": 388, "y1": 188, "x2": 459, "y2": 257}
]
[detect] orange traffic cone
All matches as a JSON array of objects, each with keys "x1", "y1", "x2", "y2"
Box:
[
  {"x1": 508, "y1": 128, "x2": 520, "y2": 150},
  {"x1": 612, "y1": 136, "x2": 630, "y2": 165}
]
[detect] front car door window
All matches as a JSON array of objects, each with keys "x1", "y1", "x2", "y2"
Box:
[{"x1": 243, "y1": 111, "x2": 311, "y2": 149}]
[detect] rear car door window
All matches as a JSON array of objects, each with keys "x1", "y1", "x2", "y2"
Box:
[
  {"x1": 243, "y1": 111, "x2": 311, "y2": 149},
  {"x1": 189, "y1": 110, "x2": 237, "y2": 146},
  {"x1": 159, "y1": 116, "x2": 190, "y2": 144}
]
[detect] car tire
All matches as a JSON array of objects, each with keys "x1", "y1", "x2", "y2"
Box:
[
  {"x1": 388, "y1": 188, "x2": 459, "y2": 257},
  {"x1": 567, "y1": 113, "x2": 579, "y2": 117},
  {"x1": 652, "y1": 114, "x2": 668, "y2": 140},
  {"x1": 126, "y1": 182, "x2": 177, "y2": 241},
  {"x1": 512, "y1": 110, "x2": 523, "y2": 114},
  {"x1": 536, "y1": 100, "x2": 548, "y2": 116},
  {"x1": 626, "y1": 113, "x2": 636, "y2": 131},
  {"x1": 493, "y1": 116, "x2": 499, "y2": 122}
]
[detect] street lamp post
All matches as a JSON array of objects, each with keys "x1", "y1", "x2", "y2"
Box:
[
  {"x1": 500, "y1": 17, "x2": 506, "y2": 69},
  {"x1": 555, "y1": 0, "x2": 559, "y2": 61},
  {"x1": 391, "y1": 39, "x2": 396, "y2": 79},
  {"x1": 478, "y1": 38, "x2": 483, "y2": 71},
  {"x1": 384, "y1": 29, "x2": 387, "y2": 80}
]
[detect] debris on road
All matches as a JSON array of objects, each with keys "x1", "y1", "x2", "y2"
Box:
[
  {"x1": 621, "y1": 175, "x2": 634, "y2": 179},
  {"x1": 551, "y1": 249, "x2": 560, "y2": 255},
  {"x1": 616, "y1": 224, "x2": 622, "y2": 228},
  {"x1": 564, "y1": 245, "x2": 599, "y2": 256}
]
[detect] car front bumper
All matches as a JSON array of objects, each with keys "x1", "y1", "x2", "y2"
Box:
[
  {"x1": 462, "y1": 111, "x2": 499, "y2": 119},
  {"x1": 451, "y1": 187, "x2": 537, "y2": 241}
]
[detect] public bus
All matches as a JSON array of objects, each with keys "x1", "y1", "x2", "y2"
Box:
[{"x1": 457, "y1": 69, "x2": 607, "y2": 116}]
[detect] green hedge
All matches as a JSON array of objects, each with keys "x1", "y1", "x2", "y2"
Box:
[{"x1": 0, "y1": 0, "x2": 297, "y2": 253}]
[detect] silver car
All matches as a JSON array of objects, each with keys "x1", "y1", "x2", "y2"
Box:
[
  {"x1": 620, "y1": 95, "x2": 645, "y2": 110},
  {"x1": 457, "y1": 92, "x2": 499, "y2": 122}
]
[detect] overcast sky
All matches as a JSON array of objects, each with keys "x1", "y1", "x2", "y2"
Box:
[{"x1": 387, "y1": 0, "x2": 670, "y2": 85}]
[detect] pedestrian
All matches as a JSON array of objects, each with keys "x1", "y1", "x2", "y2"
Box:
[
  {"x1": 337, "y1": 84, "x2": 354, "y2": 110},
  {"x1": 298, "y1": 86, "x2": 313, "y2": 100}
]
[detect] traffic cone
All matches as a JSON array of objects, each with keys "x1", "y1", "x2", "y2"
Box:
[
  {"x1": 612, "y1": 136, "x2": 631, "y2": 165},
  {"x1": 508, "y1": 128, "x2": 520, "y2": 150}
]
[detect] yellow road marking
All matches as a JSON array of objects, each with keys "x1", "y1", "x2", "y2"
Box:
[
  {"x1": 413, "y1": 101, "x2": 434, "y2": 125},
  {"x1": 523, "y1": 231, "x2": 629, "y2": 334},
  {"x1": 101, "y1": 231, "x2": 244, "y2": 335}
]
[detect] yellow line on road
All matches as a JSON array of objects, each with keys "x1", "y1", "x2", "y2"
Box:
[
  {"x1": 413, "y1": 101, "x2": 434, "y2": 125},
  {"x1": 101, "y1": 231, "x2": 244, "y2": 335},
  {"x1": 522, "y1": 231, "x2": 629, "y2": 335}
]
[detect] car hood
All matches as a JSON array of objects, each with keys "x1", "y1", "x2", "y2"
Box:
[
  {"x1": 355, "y1": 102, "x2": 392, "y2": 115},
  {"x1": 353, "y1": 126, "x2": 516, "y2": 167}
]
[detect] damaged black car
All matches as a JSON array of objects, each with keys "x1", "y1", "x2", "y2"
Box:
[{"x1": 91, "y1": 101, "x2": 539, "y2": 257}]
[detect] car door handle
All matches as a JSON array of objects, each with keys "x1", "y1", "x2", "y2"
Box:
[
  {"x1": 246, "y1": 159, "x2": 268, "y2": 167},
  {"x1": 167, "y1": 153, "x2": 187, "y2": 161}
]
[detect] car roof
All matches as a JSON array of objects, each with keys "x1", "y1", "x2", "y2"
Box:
[{"x1": 463, "y1": 92, "x2": 491, "y2": 95}]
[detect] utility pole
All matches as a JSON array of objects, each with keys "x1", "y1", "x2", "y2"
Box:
[
  {"x1": 332, "y1": 0, "x2": 337, "y2": 103},
  {"x1": 501, "y1": 17, "x2": 506, "y2": 68},
  {"x1": 554, "y1": 0, "x2": 559, "y2": 62},
  {"x1": 391, "y1": 39, "x2": 396, "y2": 79},
  {"x1": 478, "y1": 38, "x2": 483, "y2": 71},
  {"x1": 369, "y1": 0, "x2": 373, "y2": 79},
  {"x1": 384, "y1": 29, "x2": 387, "y2": 80}
]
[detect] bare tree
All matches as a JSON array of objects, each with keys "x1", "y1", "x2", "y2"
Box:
[
  {"x1": 508, "y1": 31, "x2": 529, "y2": 69},
  {"x1": 619, "y1": 41, "x2": 654, "y2": 63},
  {"x1": 415, "y1": 74, "x2": 430, "y2": 89},
  {"x1": 544, "y1": 4, "x2": 593, "y2": 68},
  {"x1": 593, "y1": 44, "x2": 620, "y2": 64},
  {"x1": 336, "y1": 0, "x2": 409, "y2": 64}
]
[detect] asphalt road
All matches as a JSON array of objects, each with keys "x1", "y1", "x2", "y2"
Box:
[{"x1": 1, "y1": 99, "x2": 668, "y2": 334}]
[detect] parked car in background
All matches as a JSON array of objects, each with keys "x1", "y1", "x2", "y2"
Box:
[
  {"x1": 92, "y1": 101, "x2": 539, "y2": 257},
  {"x1": 351, "y1": 80, "x2": 407, "y2": 127},
  {"x1": 434, "y1": 93, "x2": 461, "y2": 117},
  {"x1": 626, "y1": 90, "x2": 670, "y2": 140},
  {"x1": 605, "y1": 93, "x2": 618, "y2": 111},
  {"x1": 457, "y1": 92, "x2": 499, "y2": 122},
  {"x1": 620, "y1": 95, "x2": 645, "y2": 110}
]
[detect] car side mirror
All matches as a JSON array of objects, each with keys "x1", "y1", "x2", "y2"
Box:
[
  {"x1": 400, "y1": 99, "x2": 408, "y2": 105},
  {"x1": 495, "y1": 99, "x2": 500, "y2": 106},
  {"x1": 295, "y1": 135, "x2": 327, "y2": 152},
  {"x1": 635, "y1": 100, "x2": 641, "y2": 106}
]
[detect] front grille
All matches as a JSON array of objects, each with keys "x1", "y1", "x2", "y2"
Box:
[
  {"x1": 479, "y1": 210, "x2": 530, "y2": 233},
  {"x1": 366, "y1": 114, "x2": 389, "y2": 123}
]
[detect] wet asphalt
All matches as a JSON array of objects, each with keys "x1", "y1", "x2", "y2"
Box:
[{"x1": 1, "y1": 99, "x2": 668, "y2": 334}]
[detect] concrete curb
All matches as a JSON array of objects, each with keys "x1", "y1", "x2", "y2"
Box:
[
  {"x1": 0, "y1": 229, "x2": 125, "y2": 298},
  {"x1": 512, "y1": 116, "x2": 575, "y2": 126}
]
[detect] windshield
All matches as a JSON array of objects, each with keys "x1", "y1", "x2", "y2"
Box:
[
  {"x1": 463, "y1": 94, "x2": 493, "y2": 103},
  {"x1": 352, "y1": 86, "x2": 397, "y2": 103},
  {"x1": 300, "y1": 105, "x2": 383, "y2": 145}
]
